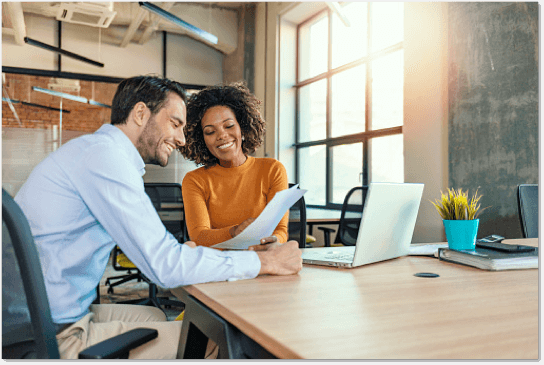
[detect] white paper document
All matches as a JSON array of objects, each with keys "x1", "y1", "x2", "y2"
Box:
[{"x1": 212, "y1": 185, "x2": 307, "y2": 250}]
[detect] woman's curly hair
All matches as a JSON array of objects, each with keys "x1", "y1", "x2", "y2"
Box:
[{"x1": 179, "y1": 82, "x2": 265, "y2": 168}]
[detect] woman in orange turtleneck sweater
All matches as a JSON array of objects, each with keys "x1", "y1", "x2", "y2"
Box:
[{"x1": 179, "y1": 83, "x2": 289, "y2": 247}]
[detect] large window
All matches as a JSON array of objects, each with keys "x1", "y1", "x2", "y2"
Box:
[{"x1": 295, "y1": 2, "x2": 404, "y2": 209}]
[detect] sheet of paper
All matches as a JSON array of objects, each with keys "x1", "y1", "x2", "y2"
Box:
[{"x1": 212, "y1": 185, "x2": 307, "y2": 250}]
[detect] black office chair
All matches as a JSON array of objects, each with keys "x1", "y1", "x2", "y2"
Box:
[
  {"x1": 288, "y1": 183, "x2": 312, "y2": 249},
  {"x1": 318, "y1": 186, "x2": 368, "y2": 247},
  {"x1": 105, "y1": 183, "x2": 185, "y2": 311},
  {"x1": 144, "y1": 183, "x2": 188, "y2": 242},
  {"x1": 517, "y1": 184, "x2": 538, "y2": 238},
  {"x1": 2, "y1": 189, "x2": 158, "y2": 359}
]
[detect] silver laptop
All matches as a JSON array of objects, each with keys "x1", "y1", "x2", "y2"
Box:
[{"x1": 301, "y1": 182, "x2": 424, "y2": 268}]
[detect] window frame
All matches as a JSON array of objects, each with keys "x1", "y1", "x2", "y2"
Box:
[{"x1": 294, "y1": 4, "x2": 404, "y2": 210}]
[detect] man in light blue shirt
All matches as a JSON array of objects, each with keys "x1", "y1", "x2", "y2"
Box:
[{"x1": 14, "y1": 76, "x2": 302, "y2": 359}]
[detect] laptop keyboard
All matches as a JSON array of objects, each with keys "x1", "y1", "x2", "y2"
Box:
[
  {"x1": 325, "y1": 253, "x2": 354, "y2": 261},
  {"x1": 302, "y1": 247, "x2": 355, "y2": 262}
]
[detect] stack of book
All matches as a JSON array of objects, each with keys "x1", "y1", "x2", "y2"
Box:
[{"x1": 438, "y1": 243, "x2": 538, "y2": 271}]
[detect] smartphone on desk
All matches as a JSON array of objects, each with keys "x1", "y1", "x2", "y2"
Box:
[
  {"x1": 476, "y1": 235, "x2": 535, "y2": 253},
  {"x1": 476, "y1": 235, "x2": 504, "y2": 244}
]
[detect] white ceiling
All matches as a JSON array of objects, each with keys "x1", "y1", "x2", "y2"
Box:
[{"x1": 2, "y1": 2, "x2": 249, "y2": 54}]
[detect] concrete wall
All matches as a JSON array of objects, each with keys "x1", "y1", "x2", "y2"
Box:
[
  {"x1": 448, "y1": 2, "x2": 539, "y2": 239},
  {"x1": 223, "y1": 4, "x2": 256, "y2": 92}
]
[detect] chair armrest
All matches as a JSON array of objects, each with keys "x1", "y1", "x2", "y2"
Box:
[
  {"x1": 317, "y1": 227, "x2": 336, "y2": 234},
  {"x1": 78, "y1": 328, "x2": 158, "y2": 359}
]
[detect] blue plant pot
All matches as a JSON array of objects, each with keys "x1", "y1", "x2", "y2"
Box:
[{"x1": 443, "y1": 219, "x2": 479, "y2": 250}]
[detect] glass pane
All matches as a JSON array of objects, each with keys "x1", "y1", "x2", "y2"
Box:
[
  {"x1": 371, "y1": 134, "x2": 404, "y2": 183},
  {"x1": 298, "y1": 79, "x2": 327, "y2": 143},
  {"x1": 371, "y1": 50, "x2": 403, "y2": 130},
  {"x1": 331, "y1": 143, "x2": 363, "y2": 204},
  {"x1": 299, "y1": 13, "x2": 328, "y2": 81},
  {"x1": 331, "y1": 2, "x2": 367, "y2": 68},
  {"x1": 299, "y1": 145, "x2": 326, "y2": 205},
  {"x1": 331, "y1": 65, "x2": 366, "y2": 138},
  {"x1": 371, "y1": 2, "x2": 404, "y2": 52}
]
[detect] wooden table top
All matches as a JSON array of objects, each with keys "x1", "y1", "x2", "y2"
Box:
[{"x1": 181, "y1": 238, "x2": 539, "y2": 359}]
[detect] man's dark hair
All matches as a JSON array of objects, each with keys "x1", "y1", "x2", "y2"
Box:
[{"x1": 110, "y1": 75, "x2": 187, "y2": 125}]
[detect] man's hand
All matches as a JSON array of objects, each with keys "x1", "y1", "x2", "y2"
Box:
[{"x1": 255, "y1": 241, "x2": 302, "y2": 276}]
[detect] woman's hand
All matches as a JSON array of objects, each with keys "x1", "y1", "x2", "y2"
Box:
[
  {"x1": 229, "y1": 218, "x2": 255, "y2": 238},
  {"x1": 248, "y1": 235, "x2": 278, "y2": 251}
]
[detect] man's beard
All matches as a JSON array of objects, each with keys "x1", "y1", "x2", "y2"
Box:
[{"x1": 137, "y1": 116, "x2": 168, "y2": 167}]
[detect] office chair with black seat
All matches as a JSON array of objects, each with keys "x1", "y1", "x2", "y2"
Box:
[
  {"x1": 104, "y1": 183, "x2": 184, "y2": 311},
  {"x1": 517, "y1": 184, "x2": 538, "y2": 238},
  {"x1": 145, "y1": 183, "x2": 187, "y2": 242},
  {"x1": 288, "y1": 183, "x2": 316, "y2": 248},
  {"x1": 2, "y1": 189, "x2": 158, "y2": 359},
  {"x1": 318, "y1": 186, "x2": 368, "y2": 247}
]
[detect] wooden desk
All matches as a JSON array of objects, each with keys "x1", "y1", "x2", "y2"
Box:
[{"x1": 176, "y1": 238, "x2": 538, "y2": 359}]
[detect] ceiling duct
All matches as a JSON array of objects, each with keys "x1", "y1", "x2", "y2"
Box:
[{"x1": 56, "y1": 2, "x2": 117, "y2": 28}]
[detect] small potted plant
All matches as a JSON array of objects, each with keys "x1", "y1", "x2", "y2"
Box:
[{"x1": 431, "y1": 188, "x2": 486, "y2": 250}]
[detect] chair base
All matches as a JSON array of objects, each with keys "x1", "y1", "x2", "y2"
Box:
[
  {"x1": 108, "y1": 279, "x2": 185, "y2": 312},
  {"x1": 105, "y1": 273, "x2": 143, "y2": 294}
]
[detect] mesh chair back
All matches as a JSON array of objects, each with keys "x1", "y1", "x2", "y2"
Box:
[
  {"x1": 2, "y1": 189, "x2": 60, "y2": 359},
  {"x1": 517, "y1": 184, "x2": 538, "y2": 238},
  {"x1": 336, "y1": 186, "x2": 368, "y2": 246},
  {"x1": 288, "y1": 184, "x2": 307, "y2": 248},
  {"x1": 144, "y1": 183, "x2": 186, "y2": 242}
]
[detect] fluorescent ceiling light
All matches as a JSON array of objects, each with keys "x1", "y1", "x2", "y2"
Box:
[
  {"x1": 21, "y1": 101, "x2": 71, "y2": 113},
  {"x1": 3, "y1": 97, "x2": 70, "y2": 113},
  {"x1": 139, "y1": 2, "x2": 218, "y2": 45},
  {"x1": 33, "y1": 86, "x2": 88, "y2": 103},
  {"x1": 2, "y1": 97, "x2": 19, "y2": 104},
  {"x1": 32, "y1": 87, "x2": 110, "y2": 108},
  {"x1": 88, "y1": 100, "x2": 111, "y2": 108},
  {"x1": 25, "y1": 37, "x2": 104, "y2": 68}
]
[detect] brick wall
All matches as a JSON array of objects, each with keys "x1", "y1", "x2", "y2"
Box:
[{"x1": 2, "y1": 73, "x2": 118, "y2": 133}]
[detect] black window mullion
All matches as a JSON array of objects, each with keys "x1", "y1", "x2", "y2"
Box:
[
  {"x1": 295, "y1": 21, "x2": 301, "y2": 185},
  {"x1": 293, "y1": 3, "x2": 404, "y2": 208},
  {"x1": 293, "y1": 125, "x2": 402, "y2": 149},
  {"x1": 326, "y1": 8, "x2": 333, "y2": 206}
]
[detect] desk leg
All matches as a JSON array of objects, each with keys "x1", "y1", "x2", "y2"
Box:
[
  {"x1": 179, "y1": 295, "x2": 276, "y2": 359},
  {"x1": 180, "y1": 321, "x2": 208, "y2": 358}
]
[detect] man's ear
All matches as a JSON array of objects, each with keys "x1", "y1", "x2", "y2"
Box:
[{"x1": 132, "y1": 101, "x2": 149, "y2": 127}]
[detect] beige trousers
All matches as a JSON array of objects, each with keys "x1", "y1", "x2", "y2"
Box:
[{"x1": 56, "y1": 304, "x2": 216, "y2": 359}]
